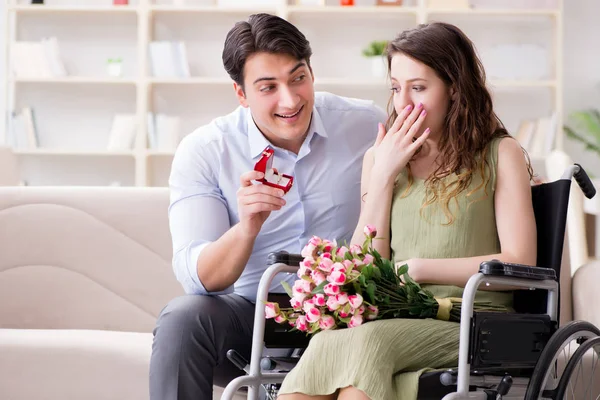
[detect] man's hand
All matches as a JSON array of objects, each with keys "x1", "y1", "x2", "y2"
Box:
[{"x1": 237, "y1": 170, "x2": 286, "y2": 238}]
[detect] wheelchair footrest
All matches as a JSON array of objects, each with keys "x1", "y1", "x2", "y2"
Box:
[{"x1": 469, "y1": 312, "x2": 556, "y2": 371}]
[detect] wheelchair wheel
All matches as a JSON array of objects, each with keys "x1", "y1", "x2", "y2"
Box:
[
  {"x1": 554, "y1": 335, "x2": 600, "y2": 399},
  {"x1": 524, "y1": 320, "x2": 600, "y2": 400}
]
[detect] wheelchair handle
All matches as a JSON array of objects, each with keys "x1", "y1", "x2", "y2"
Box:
[{"x1": 573, "y1": 164, "x2": 596, "y2": 199}]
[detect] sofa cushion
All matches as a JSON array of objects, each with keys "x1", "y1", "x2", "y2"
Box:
[{"x1": 0, "y1": 329, "x2": 245, "y2": 400}]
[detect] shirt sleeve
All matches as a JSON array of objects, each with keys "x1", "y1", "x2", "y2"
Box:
[{"x1": 167, "y1": 132, "x2": 234, "y2": 295}]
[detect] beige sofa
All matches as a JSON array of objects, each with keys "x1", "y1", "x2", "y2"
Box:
[
  {"x1": 0, "y1": 186, "x2": 244, "y2": 400},
  {"x1": 0, "y1": 185, "x2": 598, "y2": 399}
]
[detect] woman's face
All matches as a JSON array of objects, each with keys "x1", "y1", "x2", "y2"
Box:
[{"x1": 389, "y1": 53, "x2": 452, "y2": 140}]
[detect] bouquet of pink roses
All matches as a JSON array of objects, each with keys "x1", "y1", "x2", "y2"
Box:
[{"x1": 264, "y1": 225, "x2": 509, "y2": 336}]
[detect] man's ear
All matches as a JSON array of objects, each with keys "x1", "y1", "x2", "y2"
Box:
[{"x1": 234, "y1": 82, "x2": 249, "y2": 108}]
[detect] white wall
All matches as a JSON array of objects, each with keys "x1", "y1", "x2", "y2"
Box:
[
  {"x1": 0, "y1": 1, "x2": 6, "y2": 143},
  {"x1": 563, "y1": 0, "x2": 600, "y2": 174}
]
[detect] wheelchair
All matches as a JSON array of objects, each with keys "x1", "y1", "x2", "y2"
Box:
[{"x1": 221, "y1": 163, "x2": 599, "y2": 400}]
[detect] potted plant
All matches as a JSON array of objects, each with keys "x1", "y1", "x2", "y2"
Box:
[
  {"x1": 564, "y1": 109, "x2": 600, "y2": 164},
  {"x1": 362, "y1": 40, "x2": 388, "y2": 78}
]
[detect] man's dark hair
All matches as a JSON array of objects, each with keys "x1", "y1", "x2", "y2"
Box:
[{"x1": 222, "y1": 13, "x2": 312, "y2": 88}]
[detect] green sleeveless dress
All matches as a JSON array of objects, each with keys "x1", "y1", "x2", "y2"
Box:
[{"x1": 278, "y1": 137, "x2": 513, "y2": 400}]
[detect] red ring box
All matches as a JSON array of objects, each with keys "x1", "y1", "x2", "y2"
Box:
[{"x1": 254, "y1": 146, "x2": 294, "y2": 194}]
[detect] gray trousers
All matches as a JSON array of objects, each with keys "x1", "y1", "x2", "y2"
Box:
[{"x1": 149, "y1": 293, "x2": 255, "y2": 400}]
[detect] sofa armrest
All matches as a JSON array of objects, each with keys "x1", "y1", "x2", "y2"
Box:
[{"x1": 572, "y1": 260, "x2": 600, "y2": 329}]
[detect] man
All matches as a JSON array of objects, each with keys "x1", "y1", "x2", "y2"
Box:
[{"x1": 149, "y1": 13, "x2": 386, "y2": 400}]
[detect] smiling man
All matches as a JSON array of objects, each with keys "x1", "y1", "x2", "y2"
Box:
[{"x1": 149, "y1": 13, "x2": 386, "y2": 400}]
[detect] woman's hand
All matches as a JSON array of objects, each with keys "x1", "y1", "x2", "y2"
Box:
[{"x1": 371, "y1": 103, "x2": 431, "y2": 185}]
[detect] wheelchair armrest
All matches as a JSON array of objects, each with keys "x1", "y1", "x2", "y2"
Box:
[
  {"x1": 267, "y1": 251, "x2": 304, "y2": 266},
  {"x1": 479, "y1": 259, "x2": 556, "y2": 281}
]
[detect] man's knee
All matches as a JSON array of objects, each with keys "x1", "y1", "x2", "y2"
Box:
[{"x1": 154, "y1": 295, "x2": 225, "y2": 339}]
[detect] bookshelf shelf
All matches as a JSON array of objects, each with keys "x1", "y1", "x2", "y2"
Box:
[
  {"x1": 3, "y1": 0, "x2": 564, "y2": 187},
  {"x1": 14, "y1": 149, "x2": 136, "y2": 156},
  {"x1": 12, "y1": 77, "x2": 138, "y2": 85},
  {"x1": 149, "y1": 5, "x2": 279, "y2": 14},
  {"x1": 426, "y1": 8, "x2": 559, "y2": 16},
  {"x1": 287, "y1": 5, "x2": 418, "y2": 14},
  {"x1": 9, "y1": 5, "x2": 139, "y2": 14}
]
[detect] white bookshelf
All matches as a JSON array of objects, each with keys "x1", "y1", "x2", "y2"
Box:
[{"x1": 3, "y1": 0, "x2": 563, "y2": 187}]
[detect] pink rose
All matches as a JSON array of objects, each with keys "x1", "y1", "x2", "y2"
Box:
[
  {"x1": 309, "y1": 236, "x2": 322, "y2": 247},
  {"x1": 321, "y1": 252, "x2": 332, "y2": 259},
  {"x1": 301, "y1": 243, "x2": 317, "y2": 258},
  {"x1": 318, "y1": 258, "x2": 334, "y2": 273},
  {"x1": 303, "y1": 298, "x2": 316, "y2": 314},
  {"x1": 306, "y1": 306, "x2": 321, "y2": 323},
  {"x1": 314, "y1": 293, "x2": 326, "y2": 307},
  {"x1": 363, "y1": 254, "x2": 374, "y2": 266},
  {"x1": 343, "y1": 260, "x2": 354, "y2": 270},
  {"x1": 322, "y1": 243, "x2": 333, "y2": 253},
  {"x1": 337, "y1": 246, "x2": 349, "y2": 258},
  {"x1": 348, "y1": 314, "x2": 364, "y2": 328},
  {"x1": 264, "y1": 302, "x2": 280, "y2": 319},
  {"x1": 297, "y1": 264, "x2": 309, "y2": 278},
  {"x1": 332, "y1": 262, "x2": 346, "y2": 273},
  {"x1": 295, "y1": 315, "x2": 308, "y2": 331},
  {"x1": 348, "y1": 294, "x2": 363, "y2": 309},
  {"x1": 364, "y1": 224, "x2": 377, "y2": 238},
  {"x1": 354, "y1": 305, "x2": 366, "y2": 315},
  {"x1": 350, "y1": 244, "x2": 363, "y2": 255},
  {"x1": 339, "y1": 303, "x2": 352, "y2": 318},
  {"x1": 290, "y1": 297, "x2": 303, "y2": 310},
  {"x1": 311, "y1": 270, "x2": 326, "y2": 285},
  {"x1": 323, "y1": 283, "x2": 341, "y2": 296},
  {"x1": 293, "y1": 280, "x2": 305, "y2": 295},
  {"x1": 274, "y1": 314, "x2": 287, "y2": 324},
  {"x1": 301, "y1": 279, "x2": 313, "y2": 293},
  {"x1": 319, "y1": 315, "x2": 336, "y2": 330},
  {"x1": 352, "y1": 258, "x2": 364, "y2": 267},
  {"x1": 366, "y1": 305, "x2": 379, "y2": 320},
  {"x1": 326, "y1": 296, "x2": 340, "y2": 311},
  {"x1": 293, "y1": 292, "x2": 307, "y2": 304},
  {"x1": 327, "y1": 270, "x2": 346, "y2": 285},
  {"x1": 335, "y1": 293, "x2": 348, "y2": 305}
]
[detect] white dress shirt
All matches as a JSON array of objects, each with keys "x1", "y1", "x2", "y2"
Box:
[{"x1": 168, "y1": 91, "x2": 386, "y2": 302}]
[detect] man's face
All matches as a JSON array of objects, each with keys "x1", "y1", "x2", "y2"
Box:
[{"x1": 234, "y1": 52, "x2": 315, "y2": 154}]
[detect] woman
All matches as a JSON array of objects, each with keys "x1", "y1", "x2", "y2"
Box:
[{"x1": 276, "y1": 21, "x2": 537, "y2": 400}]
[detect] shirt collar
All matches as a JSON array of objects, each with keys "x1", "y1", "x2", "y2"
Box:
[{"x1": 247, "y1": 105, "x2": 328, "y2": 159}]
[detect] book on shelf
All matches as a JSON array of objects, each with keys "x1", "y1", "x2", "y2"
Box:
[
  {"x1": 149, "y1": 41, "x2": 190, "y2": 78},
  {"x1": 107, "y1": 114, "x2": 137, "y2": 150},
  {"x1": 514, "y1": 112, "x2": 558, "y2": 158},
  {"x1": 147, "y1": 112, "x2": 182, "y2": 152},
  {"x1": 11, "y1": 37, "x2": 67, "y2": 78},
  {"x1": 8, "y1": 107, "x2": 39, "y2": 150}
]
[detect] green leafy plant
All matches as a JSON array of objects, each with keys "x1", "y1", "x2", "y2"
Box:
[
  {"x1": 362, "y1": 40, "x2": 388, "y2": 58},
  {"x1": 563, "y1": 109, "x2": 600, "y2": 158}
]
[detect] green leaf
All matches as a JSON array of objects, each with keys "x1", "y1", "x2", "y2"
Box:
[
  {"x1": 396, "y1": 263, "x2": 408, "y2": 276},
  {"x1": 367, "y1": 282, "x2": 376, "y2": 303},
  {"x1": 311, "y1": 280, "x2": 327, "y2": 294},
  {"x1": 281, "y1": 281, "x2": 293, "y2": 298},
  {"x1": 358, "y1": 274, "x2": 366, "y2": 287}
]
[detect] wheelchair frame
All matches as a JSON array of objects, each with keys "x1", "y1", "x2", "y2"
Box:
[{"x1": 221, "y1": 164, "x2": 598, "y2": 400}]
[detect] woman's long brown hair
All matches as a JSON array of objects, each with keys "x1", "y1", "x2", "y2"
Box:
[{"x1": 385, "y1": 22, "x2": 533, "y2": 224}]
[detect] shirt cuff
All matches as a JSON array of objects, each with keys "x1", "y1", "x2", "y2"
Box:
[{"x1": 173, "y1": 240, "x2": 234, "y2": 296}]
